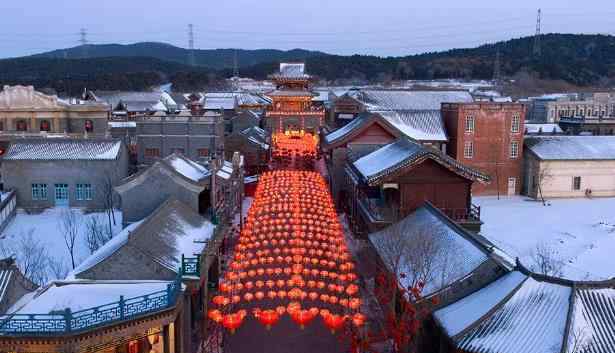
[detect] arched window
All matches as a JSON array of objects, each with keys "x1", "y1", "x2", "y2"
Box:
[
  {"x1": 16, "y1": 120, "x2": 27, "y2": 131},
  {"x1": 84, "y1": 120, "x2": 94, "y2": 133},
  {"x1": 40, "y1": 120, "x2": 50, "y2": 132}
]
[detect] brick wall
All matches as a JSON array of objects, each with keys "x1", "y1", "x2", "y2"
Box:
[{"x1": 442, "y1": 103, "x2": 526, "y2": 196}]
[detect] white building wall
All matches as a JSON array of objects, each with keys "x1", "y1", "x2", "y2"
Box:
[{"x1": 532, "y1": 159, "x2": 615, "y2": 198}]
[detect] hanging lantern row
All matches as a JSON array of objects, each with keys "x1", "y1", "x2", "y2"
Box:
[{"x1": 208, "y1": 171, "x2": 364, "y2": 334}]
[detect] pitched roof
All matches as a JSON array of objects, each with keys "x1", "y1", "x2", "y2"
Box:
[
  {"x1": 0, "y1": 258, "x2": 37, "y2": 314},
  {"x1": 3, "y1": 139, "x2": 123, "y2": 161},
  {"x1": 376, "y1": 110, "x2": 448, "y2": 142},
  {"x1": 270, "y1": 63, "x2": 311, "y2": 80},
  {"x1": 525, "y1": 136, "x2": 615, "y2": 160},
  {"x1": 71, "y1": 199, "x2": 215, "y2": 279},
  {"x1": 352, "y1": 138, "x2": 489, "y2": 185},
  {"x1": 434, "y1": 266, "x2": 615, "y2": 353},
  {"x1": 368, "y1": 204, "x2": 494, "y2": 297},
  {"x1": 524, "y1": 123, "x2": 563, "y2": 134},
  {"x1": 160, "y1": 154, "x2": 211, "y2": 182},
  {"x1": 241, "y1": 126, "x2": 269, "y2": 150},
  {"x1": 354, "y1": 89, "x2": 473, "y2": 111}
]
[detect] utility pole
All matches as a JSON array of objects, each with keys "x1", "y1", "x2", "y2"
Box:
[
  {"x1": 79, "y1": 28, "x2": 88, "y2": 59},
  {"x1": 233, "y1": 49, "x2": 239, "y2": 78},
  {"x1": 493, "y1": 49, "x2": 501, "y2": 84},
  {"x1": 533, "y1": 9, "x2": 542, "y2": 57},
  {"x1": 188, "y1": 24, "x2": 196, "y2": 66}
]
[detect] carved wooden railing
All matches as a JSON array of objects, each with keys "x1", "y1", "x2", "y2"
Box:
[
  {"x1": 181, "y1": 254, "x2": 201, "y2": 277},
  {"x1": 0, "y1": 275, "x2": 181, "y2": 336}
]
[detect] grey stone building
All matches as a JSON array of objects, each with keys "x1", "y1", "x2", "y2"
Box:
[
  {"x1": 115, "y1": 153, "x2": 244, "y2": 226},
  {"x1": 136, "y1": 111, "x2": 225, "y2": 166},
  {"x1": 1, "y1": 139, "x2": 129, "y2": 210}
]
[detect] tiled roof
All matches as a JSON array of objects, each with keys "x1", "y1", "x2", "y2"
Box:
[
  {"x1": 368, "y1": 204, "x2": 490, "y2": 297},
  {"x1": 352, "y1": 138, "x2": 489, "y2": 185},
  {"x1": 435, "y1": 267, "x2": 615, "y2": 353},
  {"x1": 3, "y1": 140, "x2": 123, "y2": 161},
  {"x1": 525, "y1": 136, "x2": 615, "y2": 160},
  {"x1": 265, "y1": 90, "x2": 316, "y2": 97},
  {"x1": 241, "y1": 126, "x2": 269, "y2": 150},
  {"x1": 355, "y1": 89, "x2": 473, "y2": 111},
  {"x1": 376, "y1": 110, "x2": 448, "y2": 142},
  {"x1": 524, "y1": 123, "x2": 563, "y2": 134},
  {"x1": 161, "y1": 154, "x2": 211, "y2": 182},
  {"x1": 323, "y1": 113, "x2": 372, "y2": 145},
  {"x1": 271, "y1": 63, "x2": 311, "y2": 80}
]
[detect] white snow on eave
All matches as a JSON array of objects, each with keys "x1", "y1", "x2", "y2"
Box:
[
  {"x1": 353, "y1": 141, "x2": 414, "y2": 179},
  {"x1": 168, "y1": 156, "x2": 210, "y2": 182},
  {"x1": 377, "y1": 110, "x2": 448, "y2": 142},
  {"x1": 526, "y1": 136, "x2": 615, "y2": 160},
  {"x1": 434, "y1": 271, "x2": 527, "y2": 337},
  {"x1": 67, "y1": 221, "x2": 143, "y2": 279},
  {"x1": 324, "y1": 115, "x2": 365, "y2": 144},
  {"x1": 171, "y1": 216, "x2": 215, "y2": 267}
]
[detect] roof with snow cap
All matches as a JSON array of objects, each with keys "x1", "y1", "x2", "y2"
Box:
[
  {"x1": 71, "y1": 198, "x2": 215, "y2": 280},
  {"x1": 353, "y1": 89, "x2": 473, "y2": 111},
  {"x1": 270, "y1": 63, "x2": 311, "y2": 80},
  {"x1": 161, "y1": 154, "x2": 211, "y2": 182},
  {"x1": 352, "y1": 138, "x2": 489, "y2": 186},
  {"x1": 434, "y1": 263, "x2": 615, "y2": 353},
  {"x1": 3, "y1": 139, "x2": 123, "y2": 161},
  {"x1": 525, "y1": 136, "x2": 615, "y2": 160},
  {"x1": 368, "y1": 203, "x2": 503, "y2": 297}
]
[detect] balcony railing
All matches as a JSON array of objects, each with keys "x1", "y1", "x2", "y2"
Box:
[
  {"x1": 181, "y1": 254, "x2": 201, "y2": 277},
  {"x1": 358, "y1": 197, "x2": 398, "y2": 224},
  {"x1": 0, "y1": 275, "x2": 181, "y2": 336},
  {"x1": 441, "y1": 204, "x2": 481, "y2": 223}
]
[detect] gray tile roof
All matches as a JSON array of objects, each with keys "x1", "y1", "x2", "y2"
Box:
[
  {"x1": 569, "y1": 286, "x2": 615, "y2": 353},
  {"x1": 368, "y1": 205, "x2": 490, "y2": 296},
  {"x1": 3, "y1": 139, "x2": 123, "y2": 161},
  {"x1": 271, "y1": 63, "x2": 311, "y2": 80},
  {"x1": 355, "y1": 89, "x2": 473, "y2": 111},
  {"x1": 376, "y1": 110, "x2": 448, "y2": 142},
  {"x1": 352, "y1": 138, "x2": 489, "y2": 185},
  {"x1": 525, "y1": 136, "x2": 615, "y2": 160}
]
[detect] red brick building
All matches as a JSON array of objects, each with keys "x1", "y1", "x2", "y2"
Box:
[{"x1": 442, "y1": 102, "x2": 526, "y2": 196}]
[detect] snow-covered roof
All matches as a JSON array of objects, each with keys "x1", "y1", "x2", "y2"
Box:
[
  {"x1": 355, "y1": 89, "x2": 473, "y2": 111},
  {"x1": 525, "y1": 136, "x2": 615, "y2": 160},
  {"x1": 162, "y1": 154, "x2": 211, "y2": 182},
  {"x1": 108, "y1": 121, "x2": 137, "y2": 128},
  {"x1": 271, "y1": 63, "x2": 311, "y2": 80},
  {"x1": 323, "y1": 113, "x2": 370, "y2": 145},
  {"x1": 266, "y1": 90, "x2": 316, "y2": 97},
  {"x1": 3, "y1": 140, "x2": 122, "y2": 161},
  {"x1": 524, "y1": 123, "x2": 563, "y2": 134},
  {"x1": 9, "y1": 280, "x2": 172, "y2": 315},
  {"x1": 376, "y1": 110, "x2": 448, "y2": 142},
  {"x1": 568, "y1": 286, "x2": 615, "y2": 353},
  {"x1": 72, "y1": 199, "x2": 215, "y2": 279},
  {"x1": 369, "y1": 205, "x2": 491, "y2": 296},
  {"x1": 437, "y1": 272, "x2": 571, "y2": 353},
  {"x1": 67, "y1": 221, "x2": 143, "y2": 279},
  {"x1": 241, "y1": 126, "x2": 269, "y2": 150},
  {"x1": 204, "y1": 95, "x2": 236, "y2": 110},
  {"x1": 352, "y1": 138, "x2": 488, "y2": 185}
]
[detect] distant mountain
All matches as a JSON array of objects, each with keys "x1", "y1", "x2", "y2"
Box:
[
  {"x1": 3, "y1": 34, "x2": 615, "y2": 94},
  {"x1": 31, "y1": 42, "x2": 325, "y2": 70}
]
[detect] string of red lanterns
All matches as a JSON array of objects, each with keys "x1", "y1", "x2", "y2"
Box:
[{"x1": 208, "y1": 170, "x2": 364, "y2": 334}]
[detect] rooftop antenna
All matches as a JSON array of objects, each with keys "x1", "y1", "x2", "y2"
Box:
[
  {"x1": 79, "y1": 28, "x2": 88, "y2": 58},
  {"x1": 533, "y1": 9, "x2": 542, "y2": 57},
  {"x1": 188, "y1": 24, "x2": 196, "y2": 66},
  {"x1": 233, "y1": 49, "x2": 239, "y2": 78}
]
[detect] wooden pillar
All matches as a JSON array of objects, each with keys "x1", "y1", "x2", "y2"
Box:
[{"x1": 162, "y1": 324, "x2": 170, "y2": 353}]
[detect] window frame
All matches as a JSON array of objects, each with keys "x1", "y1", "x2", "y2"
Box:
[
  {"x1": 510, "y1": 141, "x2": 519, "y2": 159},
  {"x1": 75, "y1": 183, "x2": 93, "y2": 201},
  {"x1": 31, "y1": 183, "x2": 48, "y2": 201},
  {"x1": 511, "y1": 114, "x2": 521, "y2": 133},
  {"x1": 144, "y1": 148, "x2": 161, "y2": 158},
  {"x1": 573, "y1": 176, "x2": 582, "y2": 191},
  {"x1": 465, "y1": 115, "x2": 475, "y2": 133},
  {"x1": 463, "y1": 141, "x2": 474, "y2": 159},
  {"x1": 198, "y1": 148, "x2": 209, "y2": 158},
  {"x1": 16, "y1": 120, "x2": 27, "y2": 132}
]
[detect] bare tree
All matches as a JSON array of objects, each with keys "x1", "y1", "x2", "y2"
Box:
[
  {"x1": 48, "y1": 256, "x2": 69, "y2": 281},
  {"x1": 85, "y1": 216, "x2": 112, "y2": 254},
  {"x1": 98, "y1": 169, "x2": 119, "y2": 235},
  {"x1": 536, "y1": 162, "x2": 553, "y2": 206},
  {"x1": 568, "y1": 326, "x2": 590, "y2": 353},
  {"x1": 530, "y1": 242, "x2": 565, "y2": 277},
  {"x1": 0, "y1": 229, "x2": 49, "y2": 285},
  {"x1": 58, "y1": 209, "x2": 81, "y2": 269}
]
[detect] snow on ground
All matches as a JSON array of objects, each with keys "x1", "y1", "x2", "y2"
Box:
[
  {"x1": 475, "y1": 196, "x2": 615, "y2": 280},
  {"x1": 0, "y1": 208, "x2": 123, "y2": 284}
]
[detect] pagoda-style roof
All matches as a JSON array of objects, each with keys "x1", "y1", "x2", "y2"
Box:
[
  {"x1": 269, "y1": 62, "x2": 312, "y2": 81},
  {"x1": 351, "y1": 138, "x2": 489, "y2": 186}
]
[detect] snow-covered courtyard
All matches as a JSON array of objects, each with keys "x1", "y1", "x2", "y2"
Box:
[
  {"x1": 0, "y1": 208, "x2": 123, "y2": 284},
  {"x1": 475, "y1": 196, "x2": 615, "y2": 280}
]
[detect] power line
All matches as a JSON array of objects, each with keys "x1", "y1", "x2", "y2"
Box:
[
  {"x1": 188, "y1": 24, "x2": 195, "y2": 66},
  {"x1": 79, "y1": 28, "x2": 88, "y2": 58},
  {"x1": 533, "y1": 9, "x2": 542, "y2": 57}
]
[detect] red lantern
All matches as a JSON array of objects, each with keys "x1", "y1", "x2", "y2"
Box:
[
  {"x1": 257, "y1": 309, "x2": 280, "y2": 330},
  {"x1": 324, "y1": 314, "x2": 345, "y2": 334},
  {"x1": 352, "y1": 313, "x2": 366, "y2": 327},
  {"x1": 291, "y1": 309, "x2": 315, "y2": 330},
  {"x1": 222, "y1": 313, "x2": 245, "y2": 334},
  {"x1": 207, "y1": 309, "x2": 223, "y2": 323}
]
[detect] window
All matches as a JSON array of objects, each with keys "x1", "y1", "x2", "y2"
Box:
[
  {"x1": 31, "y1": 184, "x2": 48, "y2": 200},
  {"x1": 198, "y1": 148, "x2": 209, "y2": 157},
  {"x1": 40, "y1": 120, "x2": 50, "y2": 132},
  {"x1": 465, "y1": 115, "x2": 475, "y2": 133},
  {"x1": 0, "y1": 121, "x2": 3, "y2": 131},
  {"x1": 76, "y1": 184, "x2": 92, "y2": 201},
  {"x1": 16, "y1": 120, "x2": 27, "y2": 131},
  {"x1": 84, "y1": 120, "x2": 94, "y2": 133},
  {"x1": 573, "y1": 176, "x2": 582, "y2": 191},
  {"x1": 510, "y1": 141, "x2": 519, "y2": 159},
  {"x1": 172, "y1": 148, "x2": 185, "y2": 155},
  {"x1": 511, "y1": 114, "x2": 521, "y2": 133},
  {"x1": 144, "y1": 148, "x2": 160, "y2": 157},
  {"x1": 463, "y1": 141, "x2": 474, "y2": 159}
]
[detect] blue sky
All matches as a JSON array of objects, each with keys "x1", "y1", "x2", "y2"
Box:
[{"x1": 0, "y1": 0, "x2": 613, "y2": 58}]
